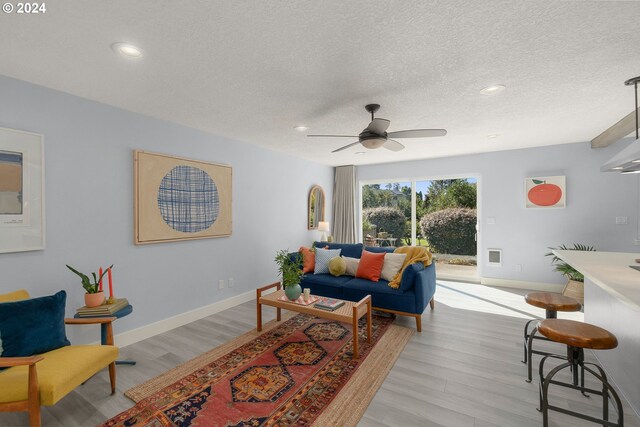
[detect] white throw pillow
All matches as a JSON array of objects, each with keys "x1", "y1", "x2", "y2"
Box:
[
  {"x1": 314, "y1": 248, "x2": 342, "y2": 274},
  {"x1": 342, "y1": 256, "x2": 360, "y2": 276},
  {"x1": 380, "y1": 253, "x2": 407, "y2": 281}
]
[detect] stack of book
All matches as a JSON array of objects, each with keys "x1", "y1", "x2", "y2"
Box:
[
  {"x1": 314, "y1": 297, "x2": 345, "y2": 311},
  {"x1": 76, "y1": 298, "x2": 129, "y2": 317}
]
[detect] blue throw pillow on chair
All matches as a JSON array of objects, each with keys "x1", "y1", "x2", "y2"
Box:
[{"x1": 0, "y1": 290, "x2": 70, "y2": 358}]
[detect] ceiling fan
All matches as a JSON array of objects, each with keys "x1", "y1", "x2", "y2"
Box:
[{"x1": 307, "y1": 104, "x2": 447, "y2": 153}]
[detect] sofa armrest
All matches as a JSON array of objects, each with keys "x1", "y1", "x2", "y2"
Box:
[{"x1": 413, "y1": 263, "x2": 436, "y2": 313}]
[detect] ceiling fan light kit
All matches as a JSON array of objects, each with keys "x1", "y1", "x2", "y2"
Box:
[{"x1": 308, "y1": 104, "x2": 447, "y2": 153}]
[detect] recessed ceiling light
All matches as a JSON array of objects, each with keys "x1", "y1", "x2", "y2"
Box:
[
  {"x1": 612, "y1": 167, "x2": 624, "y2": 170},
  {"x1": 111, "y1": 42, "x2": 143, "y2": 58},
  {"x1": 355, "y1": 151, "x2": 366, "y2": 155},
  {"x1": 480, "y1": 84, "x2": 506, "y2": 95},
  {"x1": 632, "y1": 160, "x2": 640, "y2": 163},
  {"x1": 486, "y1": 134, "x2": 501, "y2": 139},
  {"x1": 293, "y1": 125, "x2": 308, "y2": 132}
]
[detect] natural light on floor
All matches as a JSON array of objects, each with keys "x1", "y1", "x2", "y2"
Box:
[{"x1": 435, "y1": 280, "x2": 584, "y2": 321}]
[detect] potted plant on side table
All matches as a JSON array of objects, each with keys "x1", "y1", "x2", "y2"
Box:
[
  {"x1": 274, "y1": 249, "x2": 303, "y2": 301},
  {"x1": 545, "y1": 244, "x2": 595, "y2": 305},
  {"x1": 66, "y1": 264, "x2": 113, "y2": 307}
]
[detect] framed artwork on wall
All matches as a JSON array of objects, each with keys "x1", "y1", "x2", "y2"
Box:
[
  {"x1": 525, "y1": 176, "x2": 566, "y2": 209},
  {"x1": 0, "y1": 126, "x2": 45, "y2": 253},
  {"x1": 134, "y1": 150, "x2": 232, "y2": 244}
]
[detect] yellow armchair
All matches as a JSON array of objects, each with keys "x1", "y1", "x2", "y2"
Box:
[{"x1": 0, "y1": 290, "x2": 119, "y2": 426}]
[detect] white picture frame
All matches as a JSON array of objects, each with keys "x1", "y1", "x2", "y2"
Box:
[
  {"x1": 524, "y1": 176, "x2": 566, "y2": 209},
  {"x1": 0, "y1": 126, "x2": 45, "y2": 253}
]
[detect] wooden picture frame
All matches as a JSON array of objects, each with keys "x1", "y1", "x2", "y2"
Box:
[
  {"x1": 134, "y1": 150, "x2": 232, "y2": 244},
  {"x1": 0, "y1": 127, "x2": 45, "y2": 253}
]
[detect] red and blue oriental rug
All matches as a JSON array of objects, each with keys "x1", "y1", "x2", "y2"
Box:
[{"x1": 102, "y1": 313, "x2": 412, "y2": 427}]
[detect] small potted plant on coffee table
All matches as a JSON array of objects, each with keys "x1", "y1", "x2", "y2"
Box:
[
  {"x1": 66, "y1": 264, "x2": 113, "y2": 307},
  {"x1": 274, "y1": 249, "x2": 303, "y2": 301}
]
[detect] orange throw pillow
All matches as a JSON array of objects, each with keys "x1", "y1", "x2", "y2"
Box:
[
  {"x1": 355, "y1": 250, "x2": 386, "y2": 282},
  {"x1": 299, "y1": 246, "x2": 315, "y2": 273}
]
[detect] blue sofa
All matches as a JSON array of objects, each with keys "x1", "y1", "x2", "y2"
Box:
[{"x1": 299, "y1": 242, "x2": 436, "y2": 331}]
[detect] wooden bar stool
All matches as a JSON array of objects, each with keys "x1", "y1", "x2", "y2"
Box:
[
  {"x1": 522, "y1": 292, "x2": 581, "y2": 382},
  {"x1": 537, "y1": 319, "x2": 622, "y2": 427}
]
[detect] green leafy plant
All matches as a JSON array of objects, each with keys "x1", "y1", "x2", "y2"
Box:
[
  {"x1": 66, "y1": 264, "x2": 113, "y2": 294},
  {"x1": 274, "y1": 250, "x2": 303, "y2": 288},
  {"x1": 545, "y1": 244, "x2": 596, "y2": 282},
  {"x1": 420, "y1": 208, "x2": 477, "y2": 255}
]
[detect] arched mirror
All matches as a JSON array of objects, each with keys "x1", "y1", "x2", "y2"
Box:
[{"x1": 308, "y1": 185, "x2": 325, "y2": 230}]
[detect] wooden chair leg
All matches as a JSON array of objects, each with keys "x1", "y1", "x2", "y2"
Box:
[
  {"x1": 429, "y1": 297, "x2": 435, "y2": 310},
  {"x1": 27, "y1": 363, "x2": 41, "y2": 427},
  {"x1": 108, "y1": 362, "x2": 116, "y2": 395},
  {"x1": 415, "y1": 315, "x2": 422, "y2": 332}
]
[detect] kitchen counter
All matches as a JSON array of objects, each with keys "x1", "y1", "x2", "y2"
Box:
[
  {"x1": 553, "y1": 249, "x2": 640, "y2": 417},
  {"x1": 553, "y1": 250, "x2": 640, "y2": 310}
]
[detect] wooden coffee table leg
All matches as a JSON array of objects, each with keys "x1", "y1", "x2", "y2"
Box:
[
  {"x1": 366, "y1": 297, "x2": 372, "y2": 343},
  {"x1": 352, "y1": 306, "x2": 359, "y2": 359},
  {"x1": 257, "y1": 300, "x2": 263, "y2": 332}
]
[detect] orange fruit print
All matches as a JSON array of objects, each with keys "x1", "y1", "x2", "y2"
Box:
[{"x1": 528, "y1": 180, "x2": 562, "y2": 206}]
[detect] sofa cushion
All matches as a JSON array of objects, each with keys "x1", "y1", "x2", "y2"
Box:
[
  {"x1": 342, "y1": 256, "x2": 360, "y2": 276},
  {"x1": 364, "y1": 246, "x2": 395, "y2": 254},
  {"x1": 0, "y1": 290, "x2": 70, "y2": 358},
  {"x1": 380, "y1": 253, "x2": 407, "y2": 281},
  {"x1": 314, "y1": 242, "x2": 363, "y2": 259},
  {"x1": 328, "y1": 256, "x2": 346, "y2": 276},
  {"x1": 342, "y1": 278, "x2": 416, "y2": 314},
  {"x1": 0, "y1": 344, "x2": 118, "y2": 405},
  {"x1": 356, "y1": 250, "x2": 385, "y2": 282},
  {"x1": 314, "y1": 248, "x2": 342, "y2": 274},
  {"x1": 299, "y1": 246, "x2": 316, "y2": 273},
  {"x1": 300, "y1": 274, "x2": 350, "y2": 299}
]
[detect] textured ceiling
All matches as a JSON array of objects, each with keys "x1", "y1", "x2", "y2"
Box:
[{"x1": 1, "y1": 1, "x2": 639, "y2": 166}]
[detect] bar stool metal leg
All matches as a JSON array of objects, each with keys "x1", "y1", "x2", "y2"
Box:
[{"x1": 538, "y1": 346, "x2": 624, "y2": 427}]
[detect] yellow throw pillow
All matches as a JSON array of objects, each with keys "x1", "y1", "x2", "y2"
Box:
[{"x1": 328, "y1": 256, "x2": 347, "y2": 277}]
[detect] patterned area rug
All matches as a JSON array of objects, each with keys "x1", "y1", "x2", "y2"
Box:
[{"x1": 102, "y1": 313, "x2": 412, "y2": 427}]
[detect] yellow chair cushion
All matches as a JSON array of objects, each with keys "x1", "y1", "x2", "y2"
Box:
[
  {"x1": 0, "y1": 289, "x2": 30, "y2": 302},
  {"x1": 0, "y1": 345, "x2": 118, "y2": 405}
]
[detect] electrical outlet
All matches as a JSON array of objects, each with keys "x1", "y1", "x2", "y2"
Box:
[
  {"x1": 218, "y1": 279, "x2": 224, "y2": 290},
  {"x1": 487, "y1": 217, "x2": 496, "y2": 225},
  {"x1": 615, "y1": 216, "x2": 628, "y2": 225},
  {"x1": 228, "y1": 278, "x2": 234, "y2": 288},
  {"x1": 515, "y1": 264, "x2": 522, "y2": 272}
]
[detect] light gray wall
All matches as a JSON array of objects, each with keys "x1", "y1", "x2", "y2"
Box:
[
  {"x1": 0, "y1": 75, "x2": 333, "y2": 340},
  {"x1": 357, "y1": 141, "x2": 640, "y2": 285}
]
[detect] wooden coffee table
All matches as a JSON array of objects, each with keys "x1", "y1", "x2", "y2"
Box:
[{"x1": 256, "y1": 282, "x2": 372, "y2": 358}]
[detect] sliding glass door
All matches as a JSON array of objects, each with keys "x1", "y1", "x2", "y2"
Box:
[{"x1": 360, "y1": 177, "x2": 479, "y2": 280}]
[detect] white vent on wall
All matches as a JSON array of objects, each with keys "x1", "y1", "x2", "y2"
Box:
[{"x1": 488, "y1": 249, "x2": 502, "y2": 266}]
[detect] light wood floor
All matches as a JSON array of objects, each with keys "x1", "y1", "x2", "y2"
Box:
[{"x1": 2, "y1": 281, "x2": 638, "y2": 427}]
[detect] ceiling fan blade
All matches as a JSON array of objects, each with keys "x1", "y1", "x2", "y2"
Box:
[
  {"x1": 365, "y1": 118, "x2": 391, "y2": 134},
  {"x1": 383, "y1": 139, "x2": 405, "y2": 152},
  {"x1": 307, "y1": 134, "x2": 358, "y2": 138},
  {"x1": 387, "y1": 129, "x2": 447, "y2": 138},
  {"x1": 332, "y1": 141, "x2": 361, "y2": 153}
]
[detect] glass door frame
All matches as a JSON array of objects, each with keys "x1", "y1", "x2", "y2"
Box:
[{"x1": 359, "y1": 173, "x2": 482, "y2": 279}]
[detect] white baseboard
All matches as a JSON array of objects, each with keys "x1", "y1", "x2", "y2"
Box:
[
  {"x1": 480, "y1": 277, "x2": 564, "y2": 293},
  {"x1": 113, "y1": 290, "x2": 256, "y2": 348}
]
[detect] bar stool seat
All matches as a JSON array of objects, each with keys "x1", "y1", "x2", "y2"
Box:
[
  {"x1": 525, "y1": 292, "x2": 582, "y2": 314},
  {"x1": 538, "y1": 319, "x2": 618, "y2": 350},
  {"x1": 537, "y1": 319, "x2": 622, "y2": 427},
  {"x1": 522, "y1": 292, "x2": 581, "y2": 382}
]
